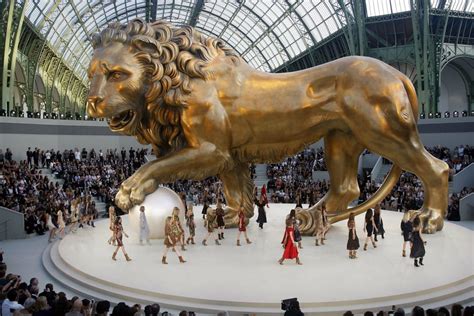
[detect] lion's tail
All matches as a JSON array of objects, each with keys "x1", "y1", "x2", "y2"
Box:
[
  {"x1": 329, "y1": 74, "x2": 417, "y2": 223},
  {"x1": 328, "y1": 165, "x2": 402, "y2": 223}
]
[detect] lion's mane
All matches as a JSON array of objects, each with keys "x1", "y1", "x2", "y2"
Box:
[{"x1": 91, "y1": 19, "x2": 242, "y2": 156}]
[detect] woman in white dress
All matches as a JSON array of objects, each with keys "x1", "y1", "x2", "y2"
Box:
[
  {"x1": 56, "y1": 210, "x2": 66, "y2": 239},
  {"x1": 139, "y1": 206, "x2": 150, "y2": 245},
  {"x1": 46, "y1": 212, "x2": 57, "y2": 243}
]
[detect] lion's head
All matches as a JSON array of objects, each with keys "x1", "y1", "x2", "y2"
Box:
[{"x1": 87, "y1": 19, "x2": 241, "y2": 156}]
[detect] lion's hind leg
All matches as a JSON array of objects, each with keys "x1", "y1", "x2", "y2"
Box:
[
  {"x1": 316, "y1": 130, "x2": 364, "y2": 214},
  {"x1": 345, "y1": 90, "x2": 449, "y2": 233}
]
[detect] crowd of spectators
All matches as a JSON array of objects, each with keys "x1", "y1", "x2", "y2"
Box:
[
  {"x1": 0, "y1": 250, "x2": 200, "y2": 316},
  {"x1": 1, "y1": 142, "x2": 472, "y2": 236},
  {"x1": 343, "y1": 305, "x2": 473, "y2": 316},
  {"x1": 426, "y1": 145, "x2": 473, "y2": 174},
  {"x1": 0, "y1": 147, "x2": 148, "y2": 236}
]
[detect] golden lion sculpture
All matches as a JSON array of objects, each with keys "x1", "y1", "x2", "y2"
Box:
[{"x1": 86, "y1": 19, "x2": 449, "y2": 234}]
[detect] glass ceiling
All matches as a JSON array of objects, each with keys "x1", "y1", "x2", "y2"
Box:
[
  {"x1": 25, "y1": 0, "x2": 473, "y2": 83},
  {"x1": 25, "y1": 0, "x2": 351, "y2": 81}
]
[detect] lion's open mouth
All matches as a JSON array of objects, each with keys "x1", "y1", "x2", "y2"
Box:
[{"x1": 107, "y1": 110, "x2": 136, "y2": 131}]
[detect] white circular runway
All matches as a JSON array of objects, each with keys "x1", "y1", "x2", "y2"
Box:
[{"x1": 44, "y1": 205, "x2": 473, "y2": 314}]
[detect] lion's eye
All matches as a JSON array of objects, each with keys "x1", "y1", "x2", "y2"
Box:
[{"x1": 108, "y1": 71, "x2": 123, "y2": 81}]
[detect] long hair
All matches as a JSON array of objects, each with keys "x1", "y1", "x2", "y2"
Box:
[{"x1": 365, "y1": 208, "x2": 373, "y2": 223}]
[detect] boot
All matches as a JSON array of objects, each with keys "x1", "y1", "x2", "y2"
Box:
[
  {"x1": 202, "y1": 239, "x2": 207, "y2": 246},
  {"x1": 125, "y1": 254, "x2": 132, "y2": 262},
  {"x1": 382, "y1": 234, "x2": 385, "y2": 239},
  {"x1": 374, "y1": 236, "x2": 378, "y2": 242},
  {"x1": 315, "y1": 239, "x2": 319, "y2": 246},
  {"x1": 186, "y1": 238, "x2": 190, "y2": 245},
  {"x1": 372, "y1": 241, "x2": 377, "y2": 248},
  {"x1": 298, "y1": 242, "x2": 303, "y2": 249},
  {"x1": 112, "y1": 252, "x2": 117, "y2": 261},
  {"x1": 237, "y1": 240, "x2": 241, "y2": 246},
  {"x1": 191, "y1": 238, "x2": 195, "y2": 245},
  {"x1": 364, "y1": 243, "x2": 368, "y2": 251},
  {"x1": 278, "y1": 258, "x2": 284, "y2": 265},
  {"x1": 419, "y1": 257, "x2": 424, "y2": 266},
  {"x1": 215, "y1": 239, "x2": 221, "y2": 245},
  {"x1": 221, "y1": 232, "x2": 224, "y2": 239},
  {"x1": 321, "y1": 239, "x2": 325, "y2": 245},
  {"x1": 162, "y1": 256, "x2": 168, "y2": 264},
  {"x1": 296, "y1": 257, "x2": 302, "y2": 265},
  {"x1": 402, "y1": 250, "x2": 406, "y2": 257},
  {"x1": 179, "y1": 256, "x2": 186, "y2": 263},
  {"x1": 246, "y1": 238, "x2": 252, "y2": 244},
  {"x1": 414, "y1": 259, "x2": 419, "y2": 267},
  {"x1": 218, "y1": 234, "x2": 222, "y2": 240},
  {"x1": 181, "y1": 244, "x2": 186, "y2": 251}
]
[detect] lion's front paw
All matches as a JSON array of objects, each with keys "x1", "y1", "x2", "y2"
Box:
[{"x1": 115, "y1": 189, "x2": 132, "y2": 211}]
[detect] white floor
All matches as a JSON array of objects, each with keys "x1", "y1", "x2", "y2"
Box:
[{"x1": 3, "y1": 205, "x2": 474, "y2": 315}]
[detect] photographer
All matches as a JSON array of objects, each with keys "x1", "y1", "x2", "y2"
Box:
[
  {"x1": 1, "y1": 289, "x2": 23, "y2": 316},
  {"x1": 282, "y1": 298, "x2": 304, "y2": 316}
]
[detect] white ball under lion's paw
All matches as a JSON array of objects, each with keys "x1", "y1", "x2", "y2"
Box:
[{"x1": 128, "y1": 186, "x2": 185, "y2": 239}]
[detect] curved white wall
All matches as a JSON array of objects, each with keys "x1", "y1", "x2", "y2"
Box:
[{"x1": 439, "y1": 64, "x2": 469, "y2": 113}]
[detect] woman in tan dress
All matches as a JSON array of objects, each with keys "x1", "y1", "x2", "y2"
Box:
[
  {"x1": 112, "y1": 217, "x2": 131, "y2": 261},
  {"x1": 171, "y1": 207, "x2": 186, "y2": 251},
  {"x1": 202, "y1": 209, "x2": 221, "y2": 246},
  {"x1": 107, "y1": 206, "x2": 117, "y2": 245},
  {"x1": 162, "y1": 216, "x2": 186, "y2": 264},
  {"x1": 314, "y1": 202, "x2": 329, "y2": 246}
]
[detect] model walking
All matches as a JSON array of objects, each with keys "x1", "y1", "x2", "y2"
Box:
[
  {"x1": 288, "y1": 209, "x2": 303, "y2": 248},
  {"x1": 236, "y1": 206, "x2": 252, "y2": 246},
  {"x1": 171, "y1": 207, "x2": 186, "y2": 251},
  {"x1": 314, "y1": 202, "x2": 329, "y2": 246},
  {"x1": 363, "y1": 208, "x2": 378, "y2": 250},
  {"x1": 69, "y1": 198, "x2": 79, "y2": 233},
  {"x1": 201, "y1": 191, "x2": 209, "y2": 219},
  {"x1": 112, "y1": 217, "x2": 132, "y2": 261},
  {"x1": 346, "y1": 212, "x2": 360, "y2": 259},
  {"x1": 373, "y1": 204, "x2": 385, "y2": 241},
  {"x1": 56, "y1": 210, "x2": 66, "y2": 239},
  {"x1": 162, "y1": 216, "x2": 186, "y2": 264},
  {"x1": 255, "y1": 196, "x2": 267, "y2": 229},
  {"x1": 278, "y1": 218, "x2": 302, "y2": 265},
  {"x1": 46, "y1": 212, "x2": 57, "y2": 243},
  {"x1": 139, "y1": 206, "x2": 150, "y2": 245},
  {"x1": 410, "y1": 216, "x2": 426, "y2": 267},
  {"x1": 215, "y1": 201, "x2": 226, "y2": 239},
  {"x1": 185, "y1": 204, "x2": 196, "y2": 245},
  {"x1": 202, "y1": 210, "x2": 221, "y2": 246},
  {"x1": 108, "y1": 206, "x2": 117, "y2": 245},
  {"x1": 400, "y1": 211, "x2": 413, "y2": 257}
]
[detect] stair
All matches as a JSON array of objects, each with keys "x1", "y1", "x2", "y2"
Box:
[{"x1": 253, "y1": 164, "x2": 269, "y2": 189}]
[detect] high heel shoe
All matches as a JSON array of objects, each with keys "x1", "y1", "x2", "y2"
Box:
[{"x1": 179, "y1": 256, "x2": 186, "y2": 263}]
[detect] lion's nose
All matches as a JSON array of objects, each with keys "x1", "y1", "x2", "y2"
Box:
[{"x1": 87, "y1": 96, "x2": 103, "y2": 116}]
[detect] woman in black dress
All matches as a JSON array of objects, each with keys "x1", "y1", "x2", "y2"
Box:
[
  {"x1": 347, "y1": 212, "x2": 359, "y2": 259},
  {"x1": 363, "y1": 208, "x2": 378, "y2": 251},
  {"x1": 400, "y1": 210, "x2": 413, "y2": 257},
  {"x1": 215, "y1": 200, "x2": 226, "y2": 239},
  {"x1": 201, "y1": 191, "x2": 209, "y2": 220},
  {"x1": 373, "y1": 204, "x2": 385, "y2": 241},
  {"x1": 295, "y1": 190, "x2": 303, "y2": 208},
  {"x1": 255, "y1": 196, "x2": 267, "y2": 229},
  {"x1": 410, "y1": 216, "x2": 426, "y2": 267}
]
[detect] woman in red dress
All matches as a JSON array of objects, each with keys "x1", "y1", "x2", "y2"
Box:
[
  {"x1": 236, "y1": 206, "x2": 252, "y2": 246},
  {"x1": 279, "y1": 218, "x2": 302, "y2": 265}
]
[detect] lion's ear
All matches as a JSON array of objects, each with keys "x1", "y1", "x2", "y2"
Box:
[{"x1": 132, "y1": 35, "x2": 162, "y2": 57}]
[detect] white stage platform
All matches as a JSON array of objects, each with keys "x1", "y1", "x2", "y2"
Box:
[{"x1": 42, "y1": 205, "x2": 473, "y2": 315}]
